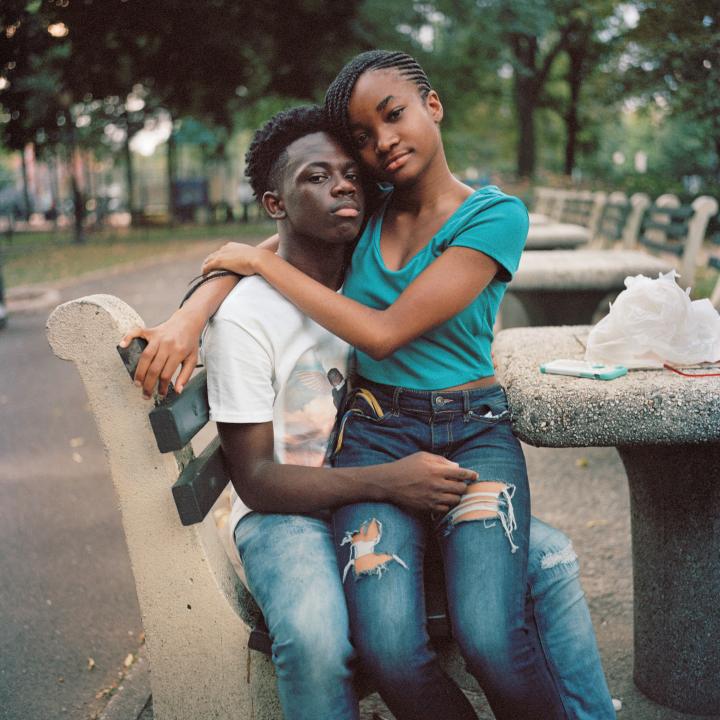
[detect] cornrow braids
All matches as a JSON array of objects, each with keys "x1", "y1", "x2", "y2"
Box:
[
  {"x1": 324, "y1": 50, "x2": 432, "y2": 152},
  {"x1": 244, "y1": 104, "x2": 329, "y2": 200}
]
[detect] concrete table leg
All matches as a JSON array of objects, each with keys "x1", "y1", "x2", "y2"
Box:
[
  {"x1": 504, "y1": 289, "x2": 618, "y2": 327},
  {"x1": 618, "y1": 443, "x2": 720, "y2": 715}
]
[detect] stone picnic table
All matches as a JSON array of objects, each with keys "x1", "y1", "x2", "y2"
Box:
[
  {"x1": 528, "y1": 211, "x2": 551, "y2": 225},
  {"x1": 505, "y1": 249, "x2": 672, "y2": 326},
  {"x1": 494, "y1": 325, "x2": 720, "y2": 715},
  {"x1": 525, "y1": 221, "x2": 591, "y2": 250}
]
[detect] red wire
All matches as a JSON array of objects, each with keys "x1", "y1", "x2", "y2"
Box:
[{"x1": 663, "y1": 363, "x2": 720, "y2": 377}]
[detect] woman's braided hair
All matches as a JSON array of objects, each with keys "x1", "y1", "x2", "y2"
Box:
[{"x1": 324, "y1": 50, "x2": 432, "y2": 153}]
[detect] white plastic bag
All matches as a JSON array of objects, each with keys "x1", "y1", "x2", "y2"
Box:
[{"x1": 585, "y1": 270, "x2": 720, "y2": 369}]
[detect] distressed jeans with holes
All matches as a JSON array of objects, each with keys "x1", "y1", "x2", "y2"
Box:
[
  {"x1": 528, "y1": 518, "x2": 615, "y2": 719},
  {"x1": 332, "y1": 380, "x2": 568, "y2": 720}
]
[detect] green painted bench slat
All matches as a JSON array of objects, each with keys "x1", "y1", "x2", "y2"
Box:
[
  {"x1": 149, "y1": 370, "x2": 210, "y2": 453},
  {"x1": 636, "y1": 202, "x2": 701, "y2": 259},
  {"x1": 638, "y1": 236, "x2": 685, "y2": 256},
  {"x1": 640, "y1": 220, "x2": 688, "y2": 238},
  {"x1": 650, "y1": 205, "x2": 694, "y2": 219},
  {"x1": 116, "y1": 337, "x2": 454, "y2": 651},
  {"x1": 596, "y1": 201, "x2": 631, "y2": 242},
  {"x1": 116, "y1": 338, "x2": 210, "y2": 453},
  {"x1": 172, "y1": 436, "x2": 228, "y2": 526},
  {"x1": 560, "y1": 197, "x2": 595, "y2": 226}
]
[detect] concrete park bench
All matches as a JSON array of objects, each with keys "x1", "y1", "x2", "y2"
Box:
[
  {"x1": 504, "y1": 195, "x2": 719, "y2": 327},
  {"x1": 525, "y1": 191, "x2": 606, "y2": 251},
  {"x1": 525, "y1": 221, "x2": 592, "y2": 251},
  {"x1": 493, "y1": 325, "x2": 720, "y2": 716},
  {"x1": 46, "y1": 294, "x2": 475, "y2": 720},
  {"x1": 591, "y1": 192, "x2": 650, "y2": 250}
]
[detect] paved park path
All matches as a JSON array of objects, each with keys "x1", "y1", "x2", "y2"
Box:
[
  {"x1": 0, "y1": 242, "x2": 220, "y2": 720},
  {"x1": 0, "y1": 241, "x2": 716, "y2": 720}
]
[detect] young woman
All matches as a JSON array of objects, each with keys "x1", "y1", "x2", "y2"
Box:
[{"x1": 199, "y1": 51, "x2": 613, "y2": 720}]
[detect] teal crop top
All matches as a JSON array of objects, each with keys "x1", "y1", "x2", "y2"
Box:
[{"x1": 343, "y1": 185, "x2": 528, "y2": 390}]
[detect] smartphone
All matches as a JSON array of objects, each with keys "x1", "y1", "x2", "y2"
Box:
[{"x1": 539, "y1": 359, "x2": 628, "y2": 380}]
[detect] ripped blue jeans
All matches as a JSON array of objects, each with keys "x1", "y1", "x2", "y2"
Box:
[{"x1": 332, "y1": 379, "x2": 610, "y2": 720}]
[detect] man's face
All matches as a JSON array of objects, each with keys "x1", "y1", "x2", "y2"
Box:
[{"x1": 275, "y1": 132, "x2": 365, "y2": 244}]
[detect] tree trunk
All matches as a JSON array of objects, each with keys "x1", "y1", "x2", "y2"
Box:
[
  {"x1": 564, "y1": 46, "x2": 585, "y2": 177},
  {"x1": 67, "y1": 125, "x2": 86, "y2": 244},
  {"x1": 20, "y1": 146, "x2": 32, "y2": 221},
  {"x1": 166, "y1": 121, "x2": 177, "y2": 225},
  {"x1": 47, "y1": 152, "x2": 60, "y2": 232},
  {"x1": 511, "y1": 35, "x2": 539, "y2": 179},
  {"x1": 123, "y1": 129, "x2": 139, "y2": 225},
  {"x1": 514, "y1": 77, "x2": 537, "y2": 179}
]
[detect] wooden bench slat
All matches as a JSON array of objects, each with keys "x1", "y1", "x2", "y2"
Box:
[
  {"x1": 649, "y1": 205, "x2": 694, "y2": 220},
  {"x1": 638, "y1": 236, "x2": 685, "y2": 256},
  {"x1": 640, "y1": 220, "x2": 688, "y2": 238},
  {"x1": 149, "y1": 370, "x2": 210, "y2": 452},
  {"x1": 596, "y1": 202, "x2": 631, "y2": 241},
  {"x1": 172, "y1": 436, "x2": 229, "y2": 525}
]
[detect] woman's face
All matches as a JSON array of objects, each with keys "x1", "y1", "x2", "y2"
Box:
[{"x1": 347, "y1": 69, "x2": 444, "y2": 186}]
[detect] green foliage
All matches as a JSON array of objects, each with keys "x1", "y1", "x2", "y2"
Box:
[
  {"x1": 623, "y1": 1, "x2": 720, "y2": 183},
  {"x1": 0, "y1": 0, "x2": 718, "y2": 207}
]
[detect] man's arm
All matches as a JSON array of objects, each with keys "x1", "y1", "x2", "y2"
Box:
[{"x1": 218, "y1": 421, "x2": 474, "y2": 515}]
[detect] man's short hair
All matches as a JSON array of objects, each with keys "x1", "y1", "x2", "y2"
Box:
[{"x1": 244, "y1": 105, "x2": 330, "y2": 200}]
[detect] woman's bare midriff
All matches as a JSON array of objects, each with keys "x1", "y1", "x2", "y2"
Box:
[{"x1": 441, "y1": 375, "x2": 497, "y2": 391}]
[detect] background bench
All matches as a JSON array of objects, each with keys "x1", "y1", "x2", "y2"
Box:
[
  {"x1": 503, "y1": 195, "x2": 718, "y2": 328},
  {"x1": 46, "y1": 293, "x2": 474, "y2": 720}
]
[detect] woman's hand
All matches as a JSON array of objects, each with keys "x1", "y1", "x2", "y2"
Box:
[
  {"x1": 202, "y1": 242, "x2": 268, "y2": 277},
  {"x1": 119, "y1": 307, "x2": 204, "y2": 398}
]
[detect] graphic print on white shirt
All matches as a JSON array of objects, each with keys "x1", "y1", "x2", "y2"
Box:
[{"x1": 202, "y1": 276, "x2": 349, "y2": 533}]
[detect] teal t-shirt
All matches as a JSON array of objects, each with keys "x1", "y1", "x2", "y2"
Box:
[{"x1": 343, "y1": 185, "x2": 528, "y2": 390}]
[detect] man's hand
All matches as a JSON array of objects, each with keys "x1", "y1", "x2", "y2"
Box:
[
  {"x1": 384, "y1": 452, "x2": 476, "y2": 514},
  {"x1": 118, "y1": 308, "x2": 203, "y2": 398}
]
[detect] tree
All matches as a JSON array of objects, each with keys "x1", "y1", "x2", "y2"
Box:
[{"x1": 625, "y1": 1, "x2": 720, "y2": 185}]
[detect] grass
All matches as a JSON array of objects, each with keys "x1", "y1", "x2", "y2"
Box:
[
  {"x1": 692, "y1": 266, "x2": 717, "y2": 301},
  {"x1": 3, "y1": 220, "x2": 718, "y2": 300},
  {"x1": 2, "y1": 221, "x2": 273, "y2": 288}
]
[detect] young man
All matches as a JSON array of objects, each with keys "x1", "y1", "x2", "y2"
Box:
[
  {"x1": 198, "y1": 106, "x2": 475, "y2": 719},
  {"x1": 122, "y1": 106, "x2": 614, "y2": 720}
]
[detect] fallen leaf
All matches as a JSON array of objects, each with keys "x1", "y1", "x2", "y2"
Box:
[
  {"x1": 138, "y1": 631, "x2": 145, "y2": 644},
  {"x1": 87, "y1": 657, "x2": 95, "y2": 671},
  {"x1": 70, "y1": 437, "x2": 85, "y2": 448},
  {"x1": 57, "y1": 676, "x2": 64, "y2": 684},
  {"x1": 575, "y1": 457, "x2": 589, "y2": 468},
  {"x1": 123, "y1": 653, "x2": 134, "y2": 668},
  {"x1": 586, "y1": 519, "x2": 609, "y2": 529},
  {"x1": 72, "y1": 452, "x2": 83, "y2": 463}
]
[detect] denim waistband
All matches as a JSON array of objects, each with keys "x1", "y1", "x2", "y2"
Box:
[{"x1": 353, "y1": 376, "x2": 505, "y2": 416}]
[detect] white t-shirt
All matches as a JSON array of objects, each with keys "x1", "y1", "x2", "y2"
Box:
[{"x1": 202, "y1": 276, "x2": 349, "y2": 534}]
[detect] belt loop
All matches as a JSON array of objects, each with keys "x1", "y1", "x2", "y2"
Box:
[
  {"x1": 393, "y1": 386, "x2": 402, "y2": 414},
  {"x1": 463, "y1": 390, "x2": 470, "y2": 414}
]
